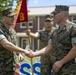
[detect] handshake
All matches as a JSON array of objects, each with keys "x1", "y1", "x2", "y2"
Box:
[{"x1": 24, "y1": 50, "x2": 36, "y2": 58}]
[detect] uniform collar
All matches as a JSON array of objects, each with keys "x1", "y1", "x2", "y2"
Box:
[{"x1": 58, "y1": 24, "x2": 67, "y2": 30}]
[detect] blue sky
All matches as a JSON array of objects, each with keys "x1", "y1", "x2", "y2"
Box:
[{"x1": 28, "y1": 0, "x2": 76, "y2": 7}]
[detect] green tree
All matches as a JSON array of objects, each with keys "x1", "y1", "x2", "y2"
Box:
[{"x1": 0, "y1": 0, "x2": 18, "y2": 12}]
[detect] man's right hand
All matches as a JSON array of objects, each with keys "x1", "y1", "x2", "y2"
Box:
[
  {"x1": 29, "y1": 50, "x2": 35, "y2": 58},
  {"x1": 24, "y1": 50, "x2": 35, "y2": 58},
  {"x1": 26, "y1": 29, "x2": 31, "y2": 35}
]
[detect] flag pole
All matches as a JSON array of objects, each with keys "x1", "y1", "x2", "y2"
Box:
[
  {"x1": 26, "y1": 22, "x2": 34, "y2": 75},
  {"x1": 25, "y1": 0, "x2": 34, "y2": 75}
]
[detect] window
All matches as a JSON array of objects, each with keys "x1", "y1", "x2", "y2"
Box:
[
  {"x1": 21, "y1": 38, "x2": 28, "y2": 49},
  {"x1": 20, "y1": 18, "x2": 33, "y2": 28},
  {"x1": 72, "y1": 16, "x2": 76, "y2": 27}
]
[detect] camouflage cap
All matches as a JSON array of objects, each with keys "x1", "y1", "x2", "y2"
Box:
[
  {"x1": 45, "y1": 15, "x2": 53, "y2": 21},
  {"x1": 51, "y1": 5, "x2": 69, "y2": 15},
  {"x1": 0, "y1": 7, "x2": 16, "y2": 16}
]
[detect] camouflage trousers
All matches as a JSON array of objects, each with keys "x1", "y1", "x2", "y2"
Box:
[
  {"x1": 40, "y1": 55, "x2": 52, "y2": 75},
  {"x1": 0, "y1": 72, "x2": 14, "y2": 75},
  {"x1": 53, "y1": 63, "x2": 76, "y2": 75},
  {"x1": 0, "y1": 71, "x2": 14, "y2": 75}
]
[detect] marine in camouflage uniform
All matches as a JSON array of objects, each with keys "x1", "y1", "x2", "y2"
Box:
[
  {"x1": 0, "y1": 7, "x2": 29, "y2": 75},
  {"x1": 36, "y1": 15, "x2": 55, "y2": 75},
  {"x1": 49, "y1": 22, "x2": 76, "y2": 75},
  {"x1": 0, "y1": 24, "x2": 17, "y2": 75},
  {"x1": 48, "y1": 5, "x2": 76, "y2": 75},
  {"x1": 38, "y1": 26, "x2": 55, "y2": 75}
]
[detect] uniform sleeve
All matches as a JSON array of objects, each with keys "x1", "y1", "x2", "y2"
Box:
[
  {"x1": 71, "y1": 25, "x2": 76, "y2": 44},
  {"x1": 36, "y1": 32, "x2": 40, "y2": 39},
  {"x1": 0, "y1": 34, "x2": 6, "y2": 41}
]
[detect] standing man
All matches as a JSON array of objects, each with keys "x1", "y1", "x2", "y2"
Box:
[
  {"x1": 29, "y1": 5, "x2": 76, "y2": 75},
  {"x1": 0, "y1": 7, "x2": 30, "y2": 75},
  {"x1": 26, "y1": 15, "x2": 56, "y2": 75}
]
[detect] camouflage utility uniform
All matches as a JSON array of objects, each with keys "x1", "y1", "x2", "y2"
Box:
[
  {"x1": 49, "y1": 23, "x2": 76, "y2": 75},
  {"x1": 38, "y1": 27, "x2": 55, "y2": 75},
  {"x1": 0, "y1": 24, "x2": 17, "y2": 75}
]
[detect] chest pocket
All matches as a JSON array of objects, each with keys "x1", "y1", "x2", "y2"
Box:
[
  {"x1": 58, "y1": 30, "x2": 71, "y2": 46},
  {"x1": 52, "y1": 27, "x2": 72, "y2": 50},
  {"x1": 40, "y1": 31, "x2": 51, "y2": 43}
]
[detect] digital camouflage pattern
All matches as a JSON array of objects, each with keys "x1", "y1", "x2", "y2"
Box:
[
  {"x1": 50, "y1": 22, "x2": 76, "y2": 75},
  {"x1": 0, "y1": 24, "x2": 17, "y2": 75},
  {"x1": 38, "y1": 27, "x2": 56, "y2": 75}
]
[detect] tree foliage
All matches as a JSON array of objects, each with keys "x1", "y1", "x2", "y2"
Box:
[{"x1": 0, "y1": 0, "x2": 18, "y2": 12}]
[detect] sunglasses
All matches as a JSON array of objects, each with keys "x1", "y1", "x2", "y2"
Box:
[
  {"x1": 45, "y1": 20, "x2": 51, "y2": 22},
  {"x1": 7, "y1": 15, "x2": 14, "y2": 18}
]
